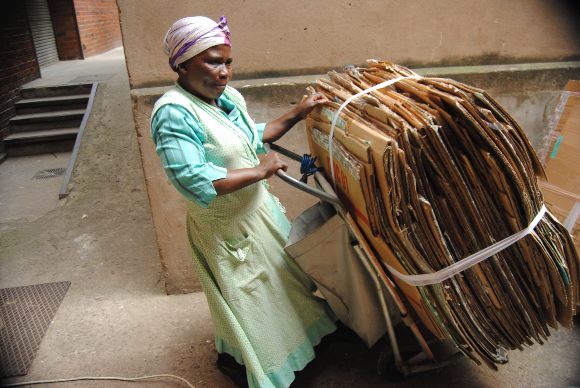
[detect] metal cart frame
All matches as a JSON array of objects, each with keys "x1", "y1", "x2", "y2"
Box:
[{"x1": 269, "y1": 143, "x2": 461, "y2": 377}]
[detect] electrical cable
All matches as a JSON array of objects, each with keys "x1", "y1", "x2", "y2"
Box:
[{"x1": 0, "y1": 373, "x2": 195, "y2": 387}]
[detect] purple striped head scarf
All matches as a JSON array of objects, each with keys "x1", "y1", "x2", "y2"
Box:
[{"x1": 163, "y1": 16, "x2": 231, "y2": 71}]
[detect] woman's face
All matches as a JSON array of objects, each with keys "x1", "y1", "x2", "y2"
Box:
[{"x1": 177, "y1": 44, "x2": 233, "y2": 106}]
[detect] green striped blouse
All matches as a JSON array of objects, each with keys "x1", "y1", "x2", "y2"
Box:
[{"x1": 151, "y1": 94, "x2": 266, "y2": 207}]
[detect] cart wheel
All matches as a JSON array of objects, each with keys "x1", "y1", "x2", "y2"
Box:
[{"x1": 376, "y1": 349, "x2": 405, "y2": 381}]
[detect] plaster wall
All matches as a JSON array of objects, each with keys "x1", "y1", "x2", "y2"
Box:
[
  {"x1": 117, "y1": 0, "x2": 580, "y2": 89},
  {"x1": 117, "y1": 0, "x2": 580, "y2": 293},
  {"x1": 130, "y1": 63, "x2": 580, "y2": 293}
]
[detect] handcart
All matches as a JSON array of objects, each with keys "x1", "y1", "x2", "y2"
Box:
[{"x1": 268, "y1": 142, "x2": 462, "y2": 378}]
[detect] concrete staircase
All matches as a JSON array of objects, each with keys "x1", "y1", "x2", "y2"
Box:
[{"x1": 3, "y1": 84, "x2": 92, "y2": 156}]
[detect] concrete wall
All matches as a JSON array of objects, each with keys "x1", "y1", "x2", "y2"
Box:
[
  {"x1": 129, "y1": 62, "x2": 580, "y2": 293},
  {"x1": 117, "y1": 0, "x2": 579, "y2": 89},
  {"x1": 118, "y1": 0, "x2": 580, "y2": 294}
]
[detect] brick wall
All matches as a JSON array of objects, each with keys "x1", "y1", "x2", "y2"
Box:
[
  {"x1": 49, "y1": 0, "x2": 83, "y2": 60},
  {"x1": 74, "y1": 0, "x2": 122, "y2": 57},
  {"x1": 0, "y1": 2, "x2": 41, "y2": 140}
]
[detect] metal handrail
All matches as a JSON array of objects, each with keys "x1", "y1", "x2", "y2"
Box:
[{"x1": 59, "y1": 82, "x2": 99, "y2": 199}]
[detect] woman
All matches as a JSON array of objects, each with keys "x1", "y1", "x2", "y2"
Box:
[{"x1": 150, "y1": 16, "x2": 337, "y2": 387}]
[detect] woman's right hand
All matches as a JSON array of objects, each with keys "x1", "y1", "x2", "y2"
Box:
[
  {"x1": 258, "y1": 152, "x2": 288, "y2": 179},
  {"x1": 214, "y1": 152, "x2": 287, "y2": 196}
]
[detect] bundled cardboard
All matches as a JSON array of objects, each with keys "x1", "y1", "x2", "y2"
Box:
[{"x1": 305, "y1": 61, "x2": 579, "y2": 369}]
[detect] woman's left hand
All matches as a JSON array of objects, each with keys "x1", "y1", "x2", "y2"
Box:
[
  {"x1": 294, "y1": 92, "x2": 329, "y2": 120},
  {"x1": 262, "y1": 92, "x2": 329, "y2": 144}
]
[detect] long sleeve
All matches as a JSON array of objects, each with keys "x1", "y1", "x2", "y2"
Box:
[
  {"x1": 255, "y1": 122, "x2": 267, "y2": 154},
  {"x1": 151, "y1": 104, "x2": 227, "y2": 207}
]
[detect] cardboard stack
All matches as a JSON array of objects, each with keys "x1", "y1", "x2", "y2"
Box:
[
  {"x1": 305, "y1": 61, "x2": 579, "y2": 369},
  {"x1": 539, "y1": 80, "x2": 580, "y2": 260}
]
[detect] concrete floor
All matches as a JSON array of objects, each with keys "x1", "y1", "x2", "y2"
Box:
[
  {"x1": 0, "y1": 152, "x2": 70, "y2": 223},
  {"x1": 0, "y1": 47, "x2": 579, "y2": 388}
]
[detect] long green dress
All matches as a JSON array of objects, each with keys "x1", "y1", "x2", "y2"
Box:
[{"x1": 151, "y1": 84, "x2": 336, "y2": 387}]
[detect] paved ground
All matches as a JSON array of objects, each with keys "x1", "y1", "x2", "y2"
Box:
[
  {"x1": 0, "y1": 152, "x2": 70, "y2": 223},
  {"x1": 0, "y1": 47, "x2": 579, "y2": 388}
]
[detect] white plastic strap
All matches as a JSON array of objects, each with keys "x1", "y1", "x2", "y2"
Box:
[
  {"x1": 539, "y1": 181, "x2": 580, "y2": 201},
  {"x1": 563, "y1": 202, "x2": 580, "y2": 233},
  {"x1": 538, "y1": 181, "x2": 580, "y2": 233},
  {"x1": 328, "y1": 75, "x2": 422, "y2": 187},
  {"x1": 386, "y1": 204, "x2": 547, "y2": 286}
]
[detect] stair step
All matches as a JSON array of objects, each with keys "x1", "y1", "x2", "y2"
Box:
[
  {"x1": 10, "y1": 109, "x2": 86, "y2": 123},
  {"x1": 15, "y1": 94, "x2": 90, "y2": 114},
  {"x1": 4, "y1": 127, "x2": 79, "y2": 143},
  {"x1": 20, "y1": 83, "x2": 93, "y2": 99},
  {"x1": 5, "y1": 139, "x2": 77, "y2": 157},
  {"x1": 4, "y1": 127, "x2": 78, "y2": 156},
  {"x1": 16, "y1": 94, "x2": 90, "y2": 105},
  {"x1": 9, "y1": 109, "x2": 85, "y2": 131}
]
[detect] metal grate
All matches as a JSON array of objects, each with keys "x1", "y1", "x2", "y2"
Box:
[
  {"x1": 32, "y1": 167, "x2": 66, "y2": 180},
  {"x1": 0, "y1": 281, "x2": 70, "y2": 377}
]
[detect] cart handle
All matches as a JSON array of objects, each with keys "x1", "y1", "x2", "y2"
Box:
[{"x1": 265, "y1": 143, "x2": 346, "y2": 215}]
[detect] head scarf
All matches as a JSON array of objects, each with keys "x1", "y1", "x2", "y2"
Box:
[{"x1": 163, "y1": 16, "x2": 231, "y2": 71}]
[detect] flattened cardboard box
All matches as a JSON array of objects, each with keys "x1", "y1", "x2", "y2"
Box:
[
  {"x1": 541, "y1": 80, "x2": 580, "y2": 256},
  {"x1": 306, "y1": 110, "x2": 445, "y2": 339}
]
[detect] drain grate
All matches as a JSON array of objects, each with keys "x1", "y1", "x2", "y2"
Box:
[
  {"x1": 32, "y1": 168, "x2": 66, "y2": 180},
  {"x1": 0, "y1": 281, "x2": 71, "y2": 377}
]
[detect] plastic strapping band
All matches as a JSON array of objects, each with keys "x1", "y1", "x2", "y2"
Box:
[
  {"x1": 328, "y1": 75, "x2": 422, "y2": 188},
  {"x1": 538, "y1": 181, "x2": 580, "y2": 232},
  {"x1": 563, "y1": 202, "x2": 580, "y2": 233},
  {"x1": 386, "y1": 204, "x2": 547, "y2": 286},
  {"x1": 539, "y1": 181, "x2": 580, "y2": 201}
]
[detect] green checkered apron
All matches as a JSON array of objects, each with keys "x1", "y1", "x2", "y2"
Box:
[{"x1": 152, "y1": 85, "x2": 336, "y2": 387}]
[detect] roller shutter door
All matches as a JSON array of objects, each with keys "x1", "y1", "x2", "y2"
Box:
[{"x1": 25, "y1": 0, "x2": 59, "y2": 68}]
